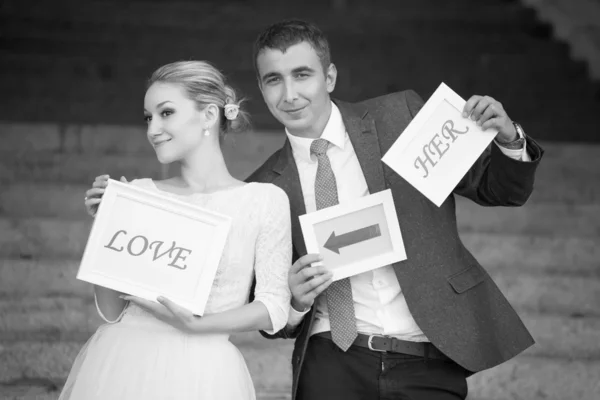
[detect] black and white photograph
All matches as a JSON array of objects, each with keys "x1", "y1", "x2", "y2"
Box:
[{"x1": 1, "y1": 0, "x2": 599, "y2": 399}]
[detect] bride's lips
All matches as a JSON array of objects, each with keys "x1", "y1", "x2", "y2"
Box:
[{"x1": 152, "y1": 139, "x2": 171, "y2": 147}]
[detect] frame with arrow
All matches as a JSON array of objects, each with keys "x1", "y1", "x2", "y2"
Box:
[{"x1": 299, "y1": 189, "x2": 406, "y2": 281}]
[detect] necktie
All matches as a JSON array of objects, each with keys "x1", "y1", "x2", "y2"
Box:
[{"x1": 310, "y1": 138, "x2": 358, "y2": 351}]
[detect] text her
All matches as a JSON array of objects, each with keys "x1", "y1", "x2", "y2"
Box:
[
  {"x1": 414, "y1": 119, "x2": 469, "y2": 178},
  {"x1": 104, "y1": 230, "x2": 192, "y2": 270}
]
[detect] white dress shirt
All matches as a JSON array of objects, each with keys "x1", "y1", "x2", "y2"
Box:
[{"x1": 287, "y1": 102, "x2": 529, "y2": 342}]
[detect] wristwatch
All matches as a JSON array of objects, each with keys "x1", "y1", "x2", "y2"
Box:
[{"x1": 496, "y1": 122, "x2": 526, "y2": 150}]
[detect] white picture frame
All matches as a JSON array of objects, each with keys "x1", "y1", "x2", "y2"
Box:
[
  {"x1": 77, "y1": 179, "x2": 232, "y2": 316},
  {"x1": 382, "y1": 82, "x2": 497, "y2": 206},
  {"x1": 299, "y1": 189, "x2": 406, "y2": 281}
]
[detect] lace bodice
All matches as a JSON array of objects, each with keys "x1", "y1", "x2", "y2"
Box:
[{"x1": 96, "y1": 179, "x2": 292, "y2": 334}]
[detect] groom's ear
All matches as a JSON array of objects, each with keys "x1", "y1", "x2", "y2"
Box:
[{"x1": 326, "y1": 63, "x2": 337, "y2": 94}]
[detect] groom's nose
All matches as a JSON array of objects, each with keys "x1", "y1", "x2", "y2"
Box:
[{"x1": 283, "y1": 80, "x2": 299, "y2": 103}]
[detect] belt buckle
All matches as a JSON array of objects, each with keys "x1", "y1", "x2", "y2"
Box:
[{"x1": 367, "y1": 335, "x2": 387, "y2": 352}]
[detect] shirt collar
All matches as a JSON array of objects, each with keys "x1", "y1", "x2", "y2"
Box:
[{"x1": 285, "y1": 102, "x2": 346, "y2": 163}]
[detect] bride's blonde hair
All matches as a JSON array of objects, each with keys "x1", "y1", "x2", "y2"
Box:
[{"x1": 148, "y1": 61, "x2": 250, "y2": 134}]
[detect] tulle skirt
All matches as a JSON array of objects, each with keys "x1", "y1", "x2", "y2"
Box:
[{"x1": 59, "y1": 307, "x2": 256, "y2": 400}]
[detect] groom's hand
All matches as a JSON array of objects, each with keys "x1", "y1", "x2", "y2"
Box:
[
  {"x1": 289, "y1": 254, "x2": 333, "y2": 312},
  {"x1": 463, "y1": 95, "x2": 517, "y2": 143}
]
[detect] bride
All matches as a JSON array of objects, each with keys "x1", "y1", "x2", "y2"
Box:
[{"x1": 60, "y1": 60, "x2": 292, "y2": 400}]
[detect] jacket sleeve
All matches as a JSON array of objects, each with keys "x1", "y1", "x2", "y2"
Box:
[{"x1": 453, "y1": 138, "x2": 544, "y2": 206}]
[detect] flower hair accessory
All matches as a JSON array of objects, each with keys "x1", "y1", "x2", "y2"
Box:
[{"x1": 223, "y1": 103, "x2": 239, "y2": 120}]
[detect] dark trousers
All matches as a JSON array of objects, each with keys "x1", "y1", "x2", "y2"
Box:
[{"x1": 297, "y1": 335, "x2": 469, "y2": 400}]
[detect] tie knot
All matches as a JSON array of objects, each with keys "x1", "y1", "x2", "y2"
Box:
[{"x1": 310, "y1": 138, "x2": 330, "y2": 156}]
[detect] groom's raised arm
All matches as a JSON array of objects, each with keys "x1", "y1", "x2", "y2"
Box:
[{"x1": 403, "y1": 89, "x2": 545, "y2": 207}]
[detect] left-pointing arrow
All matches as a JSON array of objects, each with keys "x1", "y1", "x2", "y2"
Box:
[{"x1": 323, "y1": 224, "x2": 381, "y2": 254}]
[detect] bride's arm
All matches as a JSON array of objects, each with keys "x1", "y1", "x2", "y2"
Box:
[
  {"x1": 94, "y1": 285, "x2": 128, "y2": 323},
  {"x1": 124, "y1": 186, "x2": 292, "y2": 334},
  {"x1": 191, "y1": 301, "x2": 273, "y2": 333},
  {"x1": 192, "y1": 186, "x2": 293, "y2": 334}
]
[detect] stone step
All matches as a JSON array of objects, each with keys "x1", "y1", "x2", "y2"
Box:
[
  {"x1": 2, "y1": 94, "x2": 596, "y2": 139},
  {"x1": 0, "y1": 332, "x2": 293, "y2": 392},
  {"x1": 1, "y1": 336, "x2": 598, "y2": 400},
  {"x1": 0, "y1": 297, "x2": 102, "y2": 336},
  {"x1": 456, "y1": 200, "x2": 600, "y2": 237},
  {"x1": 0, "y1": 130, "x2": 285, "y2": 183},
  {"x1": 491, "y1": 272, "x2": 600, "y2": 316},
  {"x1": 0, "y1": 28, "x2": 563, "y2": 61},
  {"x1": 1, "y1": 54, "x2": 589, "y2": 102},
  {"x1": 4, "y1": 145, "x2": 589, "y2": 202},
  {"x1": 466, "y1": 356, "x2": 600, "y2": 400},
  {"x1": 0, "y1": 0, "x2": 539, "y2": 31},
  {"x1": 462, "y1": 234, "x2": 600, "y2": 274},
  {"x1": 2, "y1": 295, "x2": 598, "y2": 361},
  {"x1": 2, "y1": 72, "x2": 594, "y2": 120},
  {"x1": 0, "y1": 153, "x2": 166, "y2": 185},
  {"x1": 0, "y1": 385, "x2": 290, "y2": 400},
  {"x1": 0, "y1": 123, "x2": 284, "y2": 157},
  {"x1": 3, "y1": 60, "x2": 591, "y2": 123},
  {"x1": 3, "y1": 48, "x2": 588, "y2": 97},
  {"x1": 2, "y1": 214, "x2": 599, "y2": 263},
  {"x1": 2, "y1": 242, "x2": 598, "y2": 297},
  {"x1": 3, "y1": 182, "x2": 600, "y2": 236},
  {"x1": 1, "y1": 258, "x2": 598, "y2": 317},
  {"x1": 3, "y1": 198, "x2": 600, "y2": 254},
  {"x1": 0, "y1": 92, "x2": 278, "y2": 128},
  {"x1": 1, "y1": 128, "x2": 599, "y2": 202},
  {"x1": 0, "y1": 386, "x2": 59, "y2": 400},
  {"x1": 3, "y1": 230, "x2": 597, "y2": 288},
  {"x1": 0, "y1": 9, "x2": 548, "y2": 39}
]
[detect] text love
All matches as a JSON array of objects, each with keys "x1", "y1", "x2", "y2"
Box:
[{"x1": 103, "y1": 230, "x2": 192, "y2": 270}]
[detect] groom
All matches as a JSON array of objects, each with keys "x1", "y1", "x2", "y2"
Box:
[{"x1": 247, "y1": 19, "x2": 543, "y2": 400}]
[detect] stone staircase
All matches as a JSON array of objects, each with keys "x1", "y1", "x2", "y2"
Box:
[
  {"x1": 1, "y1": 0, "x2": 600, "y2": 399},
  {"x1": 1, "y1": 124, "x2": 600, "y2": 399},
  {"x1": 0, "y1": 0, "x2": 599, "y2": 141}
]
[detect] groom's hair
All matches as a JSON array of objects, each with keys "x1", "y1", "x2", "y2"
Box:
[{"x1": 253, "y1": 19, "x2": 332, "y2": 77}]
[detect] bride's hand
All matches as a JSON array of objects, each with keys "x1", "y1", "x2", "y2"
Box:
[
  {"x1": 85, "y1": 175, "x2": 129, "y2": 217},
  {"x1": 122, "y1": 295, "x2": 200, "y2": 333}
]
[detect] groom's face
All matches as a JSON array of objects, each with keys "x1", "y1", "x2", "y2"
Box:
[{"x1": 256, "y1": 41, "x2": 337, "y2": 138}]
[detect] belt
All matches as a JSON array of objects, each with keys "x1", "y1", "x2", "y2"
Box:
[{"x1": 315, "y1": 332, "x2": 450, "y2": 361}]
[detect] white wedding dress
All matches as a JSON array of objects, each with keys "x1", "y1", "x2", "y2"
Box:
[{"x1": 59, "y1": 179, "x2": 292, "y2": 400}]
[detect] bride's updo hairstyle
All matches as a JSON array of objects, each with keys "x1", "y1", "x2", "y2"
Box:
[{"x1": 148, "y1": 61, "x2": 250, "y2": 135}]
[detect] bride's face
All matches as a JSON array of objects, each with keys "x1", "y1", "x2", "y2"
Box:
[{"x1": 144, "y1": 82, "x2": 207, "y2": 164}]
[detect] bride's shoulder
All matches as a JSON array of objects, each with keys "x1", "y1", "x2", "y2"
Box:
[
  {"x1": 249, "y1": 182, "x2": 289, "y2": 207},
  {"x1": 127, "y1": 177, "x2": 155, "y2": 188}
]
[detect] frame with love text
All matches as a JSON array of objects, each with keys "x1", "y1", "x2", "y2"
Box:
[
  {"x1": 78, "y1": 179, "x2": 231, "y2": 316},
  {"x1": 382, "y1": 82, "x2": 497, "y2": 206}
]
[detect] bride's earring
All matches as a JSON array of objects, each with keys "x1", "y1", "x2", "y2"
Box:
[{"x1": 203, "y1": 128, "x2": 210, "y2": 136}]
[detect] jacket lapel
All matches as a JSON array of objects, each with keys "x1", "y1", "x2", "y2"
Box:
[
  {"x1": 271, "y1": 139, "x2": 308, "y2": 257},
  {"x1": 270, "y1": 100, "x2": 387, "y2": 257},
  {"x1": 336, "y1": 100, "x2": 387, "y2": 194}
]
